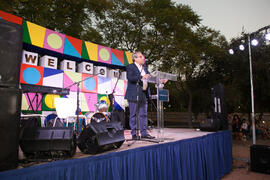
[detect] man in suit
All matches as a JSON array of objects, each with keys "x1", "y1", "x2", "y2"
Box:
[{"x1": 125, "y1": 51, "x2": 155, "y2": 139}]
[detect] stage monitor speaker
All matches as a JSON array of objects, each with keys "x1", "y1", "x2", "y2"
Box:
[
  {"x1": 20, "y1": 127, "x2": 76, "y2": 158},
  {"x1": 0, "y1": 87, "x2": 22, "y2": 171},
  {"x1": 200, "y1": 118, "x2": 221, "y2": 132},
  {"x1": 250, "y1": 145, "x2": 270, "y2": 174},
  {"x1": 0, "y1": 19, "x2": 23, "y2": 87},
  {"x1": 200, "y1": 83, "x2": 228, "y2": 131},
  {"x1": 78, "y1": 121, "x2": 125, "y2": 154}
]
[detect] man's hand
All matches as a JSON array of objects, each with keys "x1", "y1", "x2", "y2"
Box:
[
  {"x1": 142, "y1": 74, "x2": 151, "y2": 80},
  {"x1": 161, "y1": 79, "x2": 168, "y2": 84}
]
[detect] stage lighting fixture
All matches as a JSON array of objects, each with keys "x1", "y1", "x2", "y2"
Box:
[
  {"x1": 239, "y1": 44, "x2": 245, "y2": 51},
  {"x1": 251, "y1": 39, "x2": 259, "y2": 46},
  {"x1": 265, "y1": 33, "x2": 270, "y2": 41},
  {"x1": 228, "y1": 49, "x2": 234, "y2": 55}
]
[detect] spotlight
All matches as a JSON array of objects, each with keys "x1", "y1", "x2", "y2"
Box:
[
  {"x1": 251, "y1": 39, "x2": 259, "y2": 46},
  {"x1": 265, "y1": 33, "x2": 270, "y2": 41},
  {"x1": 239, "y1": 44, "x2": 245, "y2": 51},
  {"x1": 228, "y1": 49, "x2": 234, "y2": 55}
]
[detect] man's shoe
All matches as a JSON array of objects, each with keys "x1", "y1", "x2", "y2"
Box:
[
  {"x1": 141, "y1": 134, "x2": 155, "y2": 139},
  {"x1": 132, "y1": 135, "x2": 139, "y2": 140}
]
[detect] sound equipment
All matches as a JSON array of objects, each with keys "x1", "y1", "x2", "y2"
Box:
[
  {"x1": 0, "y1": 87, "x2": 22, "y2": 171},
  {"x1": 250, "y1": 145, "x2": 270, "y2": 174},
  {"x1": 78, "y1": 121, "x2": 125, "y2": 154},
  {"x1": 200, "y1": 118, "x2": 220, "y2": 132},
  {"x1": 21, "y1": 84, "x2": 70, "y2": 96},
  {"x1": 20, "y1": 127, "x2": 76, "y2": 158},
  {"x1": 200, "y1": 83, "x2": 228, "y2": 131},
  {"x1": 0, "y1": 19, "x2": 23, "y2": 87}
]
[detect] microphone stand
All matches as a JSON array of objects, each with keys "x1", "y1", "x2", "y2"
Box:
[
  {"x1": 108, "y1": 70, "x2": 122, "y2": 113},
  {"x1": 126, "y1": 65, "x2": 159, "y2": 146},
  {"x1": 65, "y1": 73, "x2": 100, "y2": 134}
]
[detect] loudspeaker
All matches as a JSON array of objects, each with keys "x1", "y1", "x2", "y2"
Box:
[
  {"x1": 20, "y1": 127, "x2": 76, "y2": 158},
  {"x1": 0, "y1": 19, "x2": 23, "y2": 87},
  {"x1": 0, "y1": 87, "x2": 22, "y2": 171},
  {"x1": 200, "y1": 118, "x2": 220, "y2": 132},
  {"x1": 200, "y1": 83, "x2": 228, "y2": 131},
  {"x1": 250, "y1": 145, "x2": 270, "y2": 174},
  {"x1": 78, "y1": 121, "x2": 125, "y2": 154}
]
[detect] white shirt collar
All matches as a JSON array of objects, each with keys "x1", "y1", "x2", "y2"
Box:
[{"x1": 134, "y1": 62, "x2": 146, "y2": 76}]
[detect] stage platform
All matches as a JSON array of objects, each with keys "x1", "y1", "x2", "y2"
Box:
[{"x1": 0, "y1": 128, "x2": 232, "y2": 180}]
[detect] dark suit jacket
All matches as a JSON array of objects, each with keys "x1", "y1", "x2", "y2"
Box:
[{"x1": 124, "y1": 63, "x2": 150, "y2": 102}]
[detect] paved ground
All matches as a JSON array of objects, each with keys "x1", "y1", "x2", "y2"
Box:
[{"x1": 222, "y1": 139, "x2": 270, "y2": 180}]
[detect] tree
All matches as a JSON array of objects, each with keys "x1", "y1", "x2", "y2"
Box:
[
  {"x1": 0, "y1": 0, "x2": 112, "y2": 43},
  {"x1": 97, "y1": 0, "x2": 229, "y2": 126}
]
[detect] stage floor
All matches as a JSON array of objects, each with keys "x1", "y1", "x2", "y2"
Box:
[{"x1": 18, "y1": 128, "x2": 214, "y2": 164}]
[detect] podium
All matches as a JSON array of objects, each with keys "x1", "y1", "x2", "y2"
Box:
[{"x1": 148, "y1": 71, "x2": 177, "y2": 141}]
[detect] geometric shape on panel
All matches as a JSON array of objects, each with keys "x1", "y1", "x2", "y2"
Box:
[
  {"x1": 98, "y1": 94, "x2": 111, "y2": 112},
  {"x1": 26, "y1": 21, "x2": 46, "y2": 48},
  {"x1": 64, "y1": 35, "x2": 82, "y2": 58},
  {"x1": 22, "y1": 93, "x2": 42, "y2": 111},
  {"x1": 22, "y1": 20, "x2": 31, "y2": 44},
  {"x1": 124, "y1": 51, "x2": 133, "y2": 65},
  {"x1": 82, "y1": 41, "x2": 98, "y2": 61},
  {"x1": 98, "y1": 45, "x2": 111, "y2": 64},
  {"x1": 43, "y1": 68, "x2": 64, "y2": 88},
  {"x1": 43, "y1": 29, "x2": 65, "y2": 53},
  {"x1": 20, "y1": 64, "x2": 43, "y2": 85},
  {"x1": 97, "y1": 76, "x2": 112, "y2": 94},
  {"x1": 42, "y1": 94, "x2": 61, "y2": 111},
  {"x1": 111, "y1": 48, "x2": 124, "y2": 66},
  {"x1": 80, "y1": 92, "x2": 97, "y2": 112},
  {"x1": 114, "y1": 95, "x2": 125, "y2": 111},
  {"x1": 63, "y1": 71, "x2": 82, "y2": 92},
  {"x1": 0, "y1": 10, "x2": 23, "y2": 25},
  {"x1": 111, "y1": 79, "x2": 125, "y2": 96},
  {"x1": 81, "y1": 74, "x2": 97, "y2": 93},
  {"x1": 21, "y1": 93, "x2": 28, "y2": 111}
]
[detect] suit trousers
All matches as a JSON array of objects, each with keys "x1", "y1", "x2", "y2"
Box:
[{"x1": 128, "y1": 100, "x2": 148, "y2": 136}]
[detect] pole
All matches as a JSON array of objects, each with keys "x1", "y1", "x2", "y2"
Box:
[{"x1": 248, "y1": 35, "x2": 256, "y2": 145}]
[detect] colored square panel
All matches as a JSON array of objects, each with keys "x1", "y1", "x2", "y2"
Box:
[
  {"x1": 82, "y1": 41, "x2": 98, "y2": 61},
  {"x1": 97, "y1": 76, "x2": 112, "y2": 94},
  {"x1": 63, "y1": 71, "x2": 82, "y2": 92},
  {"x1": 0, "y1": 10, "x2": 22, "y2": 25},
  {"x1": 64, "y1": 35, "x2": 82, "y2": 58},
  {"x1": 43, "y1": 68, "x2": 64, "y2": 88},
  {"x1": 114, "y1": 95, "x2": 125, "y2": 111},
  {"x1": 124, "y1": 51, "x2": 133, "y2": 65},
  {"x1": 21, "y1": 93, "x2": 42, "y2": 111},
  {"x1": 20, "y1": 64, "x2": 43, "y2": 85},
  {"x1": 111, "y1": 48, "x2": 124, "y2": 66},
  {"x1": 81, "y1": 74, "x2": 97, "y2": 93},
  {"x1": 80, "y1": 92, "x2": 97, "y2": 112},
  {"x1": 26, "y1": 21, "x2": 46, "y2": 48},
  {"x1": 43, "y1": 29, "x2": 65, "y2": 53},
  {"x1": 111, "y1": 79, "x2": 125, "y2": 96},
  {"x1": 42, "y1": 94, "x2": 61, "y2": 111},
  {"x1": 97, "y1": 94, "x2": 111, "y2": 112},
  {"x1": 98, "y1": 45, "x2": 111, "y2": 64}
]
